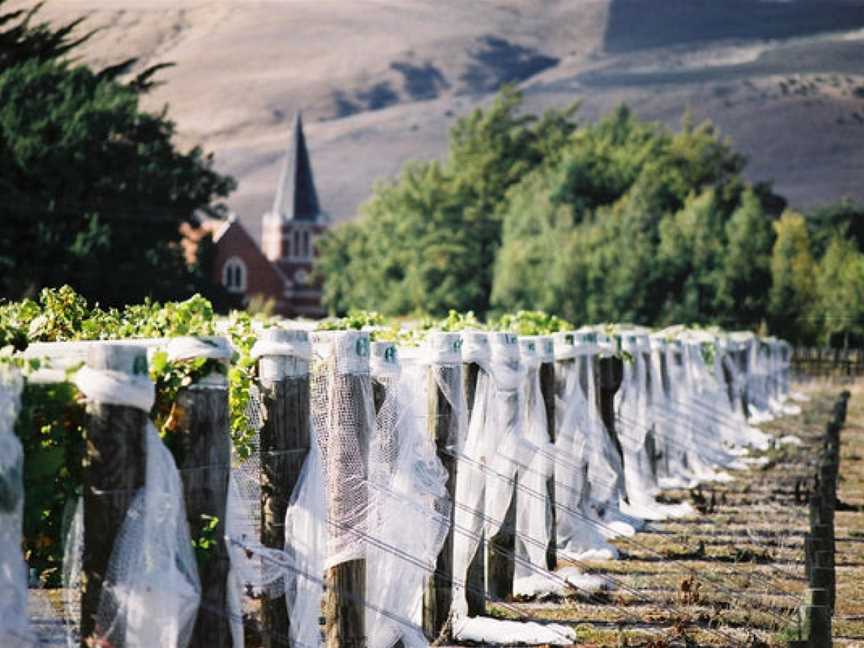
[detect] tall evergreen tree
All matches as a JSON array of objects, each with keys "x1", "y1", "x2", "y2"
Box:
[
  {"x1": 0, "y1": 2, "x2": 234, "y2": 305},
  {"x1": 769, "y1": 211, "x2": 818, "y2": 343}
]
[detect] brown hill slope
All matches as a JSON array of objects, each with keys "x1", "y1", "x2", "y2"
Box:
[{"x1": 10, "y1": 0, "x2": 864, "y2": 241}]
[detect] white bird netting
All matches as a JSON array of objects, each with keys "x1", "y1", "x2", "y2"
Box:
[
  {"x1": 64, "y1": 358, "x2": 201, "y2": 648},
  {"x1": 7, "y1": 326, "x2": 801, "y2": 648},
  {"x1": 0, "y1": 365, "x2": 33, "y2": 648}
]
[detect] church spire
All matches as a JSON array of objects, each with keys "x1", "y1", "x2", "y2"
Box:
[{"x1": 272, "y1": 112, "x2": 321, "y2": 222}]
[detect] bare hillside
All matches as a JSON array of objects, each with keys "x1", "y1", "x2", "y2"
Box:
[{"x1": 10, "y1": 0, "x2": 864, "y2": 241}]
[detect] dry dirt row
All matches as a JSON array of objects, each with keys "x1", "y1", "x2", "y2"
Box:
[{"x1": 488, "y1": 381, "x2": 863, "y2": 647}]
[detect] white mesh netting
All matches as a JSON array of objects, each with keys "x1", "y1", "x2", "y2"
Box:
[
  {"x1": 7, "y1": 324, "x2": 803, "y2": 647},
  {"x1": 0, "y1": 365, "x2": 33, "y2": 647},
  {"x1": 450, "y1": 332, "x2": 528, "y2": 620},
  {"x1": 65, "y1": 358, "x2": 201, "y2": 648},
  {"x1": 615, "y1": 333, "x2": 693, "y2": 521},
  {"x1": 365, "y1": 338, "x2": 453, "y2": 648}
]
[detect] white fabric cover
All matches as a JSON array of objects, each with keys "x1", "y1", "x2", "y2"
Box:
[
  {"x1": 64, "y1": 363, "x2": 201, "y2": 648},
  {"x1": 0, "y1": 366, "x2": 34, "y2": 647}
]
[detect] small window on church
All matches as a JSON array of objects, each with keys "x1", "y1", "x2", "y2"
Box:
[
  {"x1": 222, "y1": 257, "x2": 247, "y2": 293},
  {"x1": 293, "y1": 230, "x2": 301, "y2": 258},
  {"x1": 302, "y1": 230, "x2": 310, "y2": 258}
]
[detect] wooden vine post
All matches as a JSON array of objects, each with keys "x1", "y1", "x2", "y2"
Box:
[
  {"x1": 537, "y1": 336, "x2": 557, "y2": 571},
  {"x1": 257, "y1": 329, "x2": 311, "y2": 648},
  {"x1": 315, "y1": 330, "x2": 371, "y2": 648},
  {"x1": 651, "y1": 336, "x2": 672, "y2": 478},
  {"x1": 370, "y1": 341, "x2": 396, "y2": 414},
  {"x1": 638, "y1": 338, "x2": 662, "y2": 480},
  {"x1": 461, "y1": 331, "x2": 489, "y2": 617},
  {"x1": 486, "y1": 332, "x2": 520, "y2": 601},
  {"x1": 422, "y1": 332, "x2": 462, "y2": 639},
  {"x1": 554, "y1": 332, "x2": 589, "y2": 506},
  {"x1": 80, "y1": 344, "x2": 149, "y2": 648},
  {"x1": 169, "y1": 337, "x2": 233, "y2": 648},
  {"x1": 596, "y1": 337, "x2": 625, "y2": 469}
]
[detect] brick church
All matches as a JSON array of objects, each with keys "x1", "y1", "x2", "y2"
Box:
[{"x1": 210, "y1": 113, "x2": 328, "y2": 317}]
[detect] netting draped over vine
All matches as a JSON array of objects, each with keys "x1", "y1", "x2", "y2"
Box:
[
  {"x1": 366, "y1": 337, "x2": 453, "y2": 648},
  {"x1": 6, "y1": 321, "x2": 805, "y2": 648},
  {"x1": 512, "y1": 336, "x2": 554, "y2": 596},
  {"x1": 0, "y1": 366, "x2": 32, "y2": 648},
  {"x1": 616, "y1": 334, "x2": 693, "y2": 521},
  {"x1": 66, "y1": 357, "x2": 201, "y2": 648},
  {"x1": 550, "y1": 332, "x2": 629, "y2": 560}
]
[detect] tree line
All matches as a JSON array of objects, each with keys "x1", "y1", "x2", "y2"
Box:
[
  {"x1": 316, "y1": 89, "x2": 864, "y2": 346},
  {"x1": 0, "y1": 1, "x2": 235, "y2": 308}
]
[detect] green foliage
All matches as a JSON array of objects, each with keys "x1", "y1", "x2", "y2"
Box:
[
  {"x1": 494, "y1": 107, "x2": 767, "y2": 329},
  {"x1": 816, "y1": 235, "x2": 864, "y2": 347},
  {"x1": 14, "y1": 381, "x2": 85, "y2": 586},
  {"x1": 191, "y1": 514, "x2": 220, "y2": 568},
  {"x1": 434, "y1": 309, "x2": 485, "y2": 332},
  {"x1": 769, "y1": 211, "x2": 819, "y2": 343},
  {"x1": 0, "y1": 5, "x2": 235, "y2": 307},
  {"x1": 224, "y1": 310, "x2": 260, "y2": 460},
  {"x1": 1, "y1": 287, "x2": 258, "y2": 578},
  {"x1": 492, "y1": 310, "x2": 572, "y2": 336},
  {"x1": 317, "y1": 89, "x2": 860, "y2": 344},
  {"x1": 715, "y1": 188, "x2": 773, "y2": 329},
  {"x1": 806, "y1": 199, "x2": 864, "y2": 257},
  {"x1": 317, "y1": 309, "x2": 387, "y2": 331},
  {"x1": 316, "y1": 87, "x2": 579, "y2": 317},
  {"x1": 0, "y1": 0, "x2": 92, "y2": 71}
]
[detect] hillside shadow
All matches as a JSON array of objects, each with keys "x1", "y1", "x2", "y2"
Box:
[
  {"x1": 332, "y1": 82, "x2": 400, "y2": 118},
  {"x1": 459, "y1": 35, "x2": 559, "y2": 94},
  {"x1": 390, "y1": 61, "x2": 450, "y2": 100},
  {"x1": 604, "y1": 0, "x2": 864, "y2": 53}
]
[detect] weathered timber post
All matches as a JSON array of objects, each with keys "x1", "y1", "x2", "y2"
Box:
[
  {"x1": 80, "y1": 344, "x2": 149, "y2": 648},
  {"x1": 168, "y1": 337, "x2": 233, "y2": 648},
  {"x1": 370, "y1": 341, "x2": 395, "y2": 414},
  {"x1": 596, "y1": 346, "x2": 625, "y2": 493},
  {"x1": 422, "y1": 332, "x2": 462, "y2": 640},
  {"x1": 460, "y1": 331, "x2": 490, "y2": 616},
  {"x1": 536, "y1": 336, "x2": 557, "y2": 571},
  {"x1": 802, "y1": 587, "x2": 831, "y2": 648},
  {"x1": 256, "y1": 329, "x2": 311, "y2": 648},
  {"x1": 649, "y1": 336, "x2": 673, "y2": 480},
  {"x1": 486, "y1": 333, "x2": 521, "y2": 601},
  {"x1": 313, "y1": 330, "x2": 371, "y2": 648},
  {"x1": 735, "y1": 342, "x2": 751, "y2": 419}
]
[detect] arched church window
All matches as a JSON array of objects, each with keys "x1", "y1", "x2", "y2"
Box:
[
  {"x1": 222, "y1": 256, "x2": 247, "y2": 293},
  {"x1": 302, "y1": 230, "x2": 310, "y2": 258}
]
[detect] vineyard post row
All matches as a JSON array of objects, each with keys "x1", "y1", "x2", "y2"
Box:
[
  {"x1": 15, "y1": 329, "x2": 789, "y2": 648},
  {"x1": 23, "y1": 338, "x2": 235, "y2": 648},
  {"x1": 791, "y1": 390, "x2": 849, "y2": 648},
  {"x1": 791, "y1": 348, "x2": 864, "y2": 382}
]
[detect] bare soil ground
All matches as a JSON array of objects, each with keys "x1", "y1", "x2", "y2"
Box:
[{"x1": 486, "y1": 381, "x2": 864, "y2": 647}]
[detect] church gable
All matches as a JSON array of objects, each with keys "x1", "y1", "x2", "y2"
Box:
[
  {"x1": 213, "y1": 217, "x2": 286, "y2": 304},
  {"x1": 212, "y1": 111, "x2": 328, "y2": 318}
]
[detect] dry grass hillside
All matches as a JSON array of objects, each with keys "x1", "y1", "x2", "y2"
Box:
[{"x1": 12, "y1": 0, "x2": 864, "y2": 241}]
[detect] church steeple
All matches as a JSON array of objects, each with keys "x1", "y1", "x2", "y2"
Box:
[
  {"x1": 262, "y1": 112, "x2": 328, "y2": 264},
  {"x1": 271, "y1": 112, "x2": 321, "y2": 222}
]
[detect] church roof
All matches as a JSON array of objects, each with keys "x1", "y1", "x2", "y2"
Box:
[{"x1": 271, "y1": 112, "x2": 322, "y2": 222}]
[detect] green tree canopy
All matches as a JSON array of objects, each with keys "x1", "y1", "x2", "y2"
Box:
[
  {"x1": 0, "y1": 2, "x2": 234, "y2": 307},
  {"x1": 492, "y1": 107, "x2": 778, "y2": 327},
  {"x1": 768, "y1": 211, "x2": 818, "y2": 343},
  {"x1": 316, "y1": 88, "x2": 860, "y2": 345},
  {"x1": 316, "y1": 87, "x2": 578, "y2": 316},
  {"x1": 816, "y1": 234, "x2": 864, "y2": 347}
]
